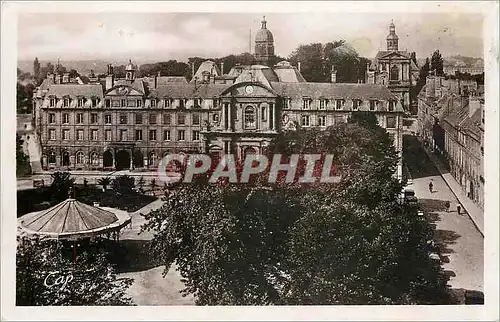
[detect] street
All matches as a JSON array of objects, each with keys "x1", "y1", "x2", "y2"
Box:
[{"x1": 404, "y1": 136, "x2": 483, "y2": 292}]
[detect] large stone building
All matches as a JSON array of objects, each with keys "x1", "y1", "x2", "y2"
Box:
[
  {"x1": 366, "y1": 21, "x2": 419, "y2": 112},
  {"x1": 33, "y1": 17, "x2": 405, "y2": 178}
]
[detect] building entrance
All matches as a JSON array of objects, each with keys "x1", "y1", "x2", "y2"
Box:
[{"x1": 115, "y1": 150, "x2": 131, "y2": 170}]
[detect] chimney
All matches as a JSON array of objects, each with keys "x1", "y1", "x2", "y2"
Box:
[
  {"x1": 469, "y1": 96, "x2": 480, "y2": 117},
  {"x1": 55, "y1": 74, "x2": 62, "y2": 84},
  {"x1": 105, "y1": 65, "x2": 114, "y2": 90},
  {"x1": 331, "y1": 67, "x2": 337, "y2": 83},
  {"x1": 298, "y1": 62, "x2": 301, "y2": 72}
]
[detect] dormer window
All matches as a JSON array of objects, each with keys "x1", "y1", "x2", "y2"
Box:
[
  {"x1": 352, "y1": 99, "x2": 361, "y2": 110},
  {"x1": 164, "y1": 98, "x2": 170, "y2": 108},
  {"x1": 137, "y1": 99, "x2": 142, "y2": 107},
  {"x1": 212, "y1": 98, "x2": 218, "y2": 108},
  {"x1": 193, "y1": 98, "x2": 201, "y2": 108},
  {"x1": 369, "y1": 100, "x2": 377, "y2": 111},
  {"x1": 151, "y1": 99, "x2": 156, "y2": 108},
  {"x1": 319, "y1": 99, "x2": 328, "y2": 110},
  {"x1": 92, "y1": 98, "x2": 99, "y2": 108},
  {"x1": 105, "y1": 99, "x2": 111, "y2": 108},
  {"x1": 179, "y1": 99, "x2": 185, "y2": 109},
  {"x1": 335, "y1": 99, "x2": 345, "y2": 110},
  {"x1": 302, "y1": 98, "x2": 311, "y2": 110},
  {"x1": 77, "y1": 98, "x2": 84, "y2": 107},
  {"x1": 63, "y1": 98, "x2": 70, "y2": 107},
  {"x1": 388, "y1": 101, "x2": 395, "y2": 112},
  {"x1": 49, "y1": 98, "x2": 55, "y2": 107}
]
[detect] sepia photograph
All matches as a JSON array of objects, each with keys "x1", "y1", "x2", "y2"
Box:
[{"x1": 1, "y1": 1, "x2": 498, "y2": 321}]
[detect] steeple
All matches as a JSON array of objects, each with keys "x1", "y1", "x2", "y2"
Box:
[
  {"x1": 254, "y1": 16, "x2": 275, "y2": 66},
  {"x1": 261, "y1": 16, "x2": 267, "y2": 29},
  {"x1": 386, "y1": 19, "x2": 399, "y2": 51}
]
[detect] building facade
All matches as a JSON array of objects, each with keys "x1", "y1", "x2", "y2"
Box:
[
  {"x1": 366, "y1": 21, "x2": 419, "y2": 113},
  {"x1": 33, "y1": 17, "x2": 405, "y2": 178}
]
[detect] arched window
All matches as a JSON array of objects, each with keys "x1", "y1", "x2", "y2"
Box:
[
  {"x1": 90, "y1": 152, "x2": 99, "y2": 165},
  {"x1": 48, "y1": 151, "x2": 56, "y2": 164},
  {"x1": 76, "y1": 151, "x2": 85, "y2": 164},
  {"x1": 244, "y1": 106, "x2": 256, "y2": 129},
  {"x1": 390, "y1": 65, "x2": 399, "y2": 81}
]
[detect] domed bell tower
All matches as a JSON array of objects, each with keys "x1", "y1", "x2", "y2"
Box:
[
  {"x1": 254, "y1": 16, "x2": 275, "y2": 66},
  {"x1": 386, "y1": 20, "x2": 399, "y2": 51}
]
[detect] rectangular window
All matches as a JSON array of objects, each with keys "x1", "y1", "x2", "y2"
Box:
[
  {"x1": 179, "y1": 99, "x2": 185, "y2": 109},
  {"x1": 92, "y1": 98, "x2": 98, "y2": 107},
  {"x1": 335, "y1": 99, "x2": 345, "y2": 110},
  {"x1": 105, "y1": 130, "x2": 112, "y2": 141},
  {"x1": 353, "y1": 99, "x2": 361, "y2": 110},
  {"x1": 178, "y1": 113, "x2": 185, "y2": 125},
  {"x1": 121, "y1": 99, "x2": 126, "y2": 107},
  {"x1": 78, "y1": 98, "x2": 84, "y2": 107},
  {"x1": 137, "y1": 99, "x2": 142, "y2": 107},
  {"x1": 127, "y1": 100, "x2": 137, "y2": 107},
  {"x1": 91, "y1": 113, "x2": 98, "y2": 124},
  {"x1": 135, "y1": 113, "x2": 143, "y2": 124},
  {"x1": 91, "y1": 129, "x2": 98, "y2": 141},
  {"x1": 76, "y1": 130, "x2": 84, "y2": 141},
  {"x1": 301, "y1": 115, "x2": 310, "y2": 126},
  {"x1": 192, "y1": 130, "x2": 200, "y2": 141},
  {"x1": 318, "y1": 115, "x2": 326, "y2": 127},
  {"x1": 49, "y1": 98, "x2": 55, "y2": 107},
  {"x1": 62, "y1": 129, "x2": 70, "y2": 140},
  {"x1": 269, "y1": 103, "x2": 274, "y2": 129},
  {"x1": 76, "y1": 113, "x2": 84, "y2": 124},
  {"x1": 387, "y1": 116, "x2": 397, "y2": 129},
  {"x1": 261, "y1": 106, "x2": 268, "y2": 121},
  {"x1": 177, "y1": 129, "x2": 185, "y2": 141},
  {"x1": 164, "y1": 99, "x2": 170, "y2": 108},
  {"x1": 193, "y1": 98, "x2": 201, "y2": 108},
  {"x1": 63, "y1": 98, "x2": 70, "y2": 107},
  {"x1": 105, "y1": 99, "x2": 111, "y2": 108},
  {"x1": 149, "y1": 113, "x2": 157, "y2": 125},
  {"x1": 49, "y1": 129, "x2": 56, "y2": 140},
  {"x1": 119, "y1": 114, "x2": 128, "y2": 124},
  {"x1": 302, "y1": 99, "x2": 310, "y2": 109},
  {"x1": 212, "y1": 98, "x2": 218, "y2": 108},
  {"x1": 192, "y1": 113, "x2": 200, "y2": 125},
  {"x1": 119, "y1": 129, "x2": 127, "y2": 141},
  {"x1": 369, "y1": 100, "x2": 377, "y2": 111},
  {"x1": 49, "y1": 113, "x2": 55, "y2": 123},
  {"x1": 163, "y1": 130, "x2": 171, "y2": 141},
  {"x1": 135, "y1": 130, "x2": 142, "y2": 141},
  {"x1": 149, "y1": 130, "x2": 157, "y2": 141},
  {"x1": 319, "y1": 99, "x2": 327, "y2": 110},
  {"x1": 62, "y1": 113, "x2": 69, "y2": 124},
  {"x1": 151, "y1": 99, "x2": 156, "y2": 108},
  {"x1": 105, "y1": 114, "x2": 112, "y2": 124},
  {"x1": 163, "y1": 113, "x2": 171, "y2": 125},
  {"x1": 112, "y1": 100, "x2": 121, "y2": 107}
]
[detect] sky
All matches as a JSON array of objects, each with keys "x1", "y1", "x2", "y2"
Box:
[{"x1": 17, "y1": 12, "x2": 484, "y2": 63}]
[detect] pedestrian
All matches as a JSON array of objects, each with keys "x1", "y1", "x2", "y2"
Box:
[
  {"x1": 445, "y1": 201, "x2": 450, "y2": 212},
  {"x1": 456, "y1": 203, "x2": 461, "y2": 215},
  {"x1": 428, "y1": 180, "x2": 434, "y2": 193}
]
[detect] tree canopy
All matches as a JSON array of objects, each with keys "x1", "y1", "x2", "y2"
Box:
[
  {"x1": 430, "y1": 50, "x2": 444, "y2": 76},
  {"x1": 142, "y1": 118, "x2": 450, "y2": 305}
]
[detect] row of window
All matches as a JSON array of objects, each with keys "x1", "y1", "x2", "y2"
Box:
[
  {"x1": 49, "y1": 97, "x2": 100, "y2": 108},
  {"x1": 288, "y1": 99, "x2": 396, "y2": 111},
  {"x1": 299, "y1": 115, "x2": 398, "y2": 128},
  {"x1": 48, "y1": 112, "x2": 201, "y2": 126},
  {"x1": 47, "y1": 128, "x2": 200, "y2": 142}
]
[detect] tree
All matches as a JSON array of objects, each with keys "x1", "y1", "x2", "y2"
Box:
[
  {"x1": 16, "y1": 134, "x2": 31, "y2": 177},
  {"x1": 411, "y1": 57, "x2": 430, "y2": 111},
  {"x1": 137, "y1": 176, "x2": 146, "y2": 194},
  {"x1": 430, "y1": 50, "x2": 444, "y2": 76},
  {"x1": 33, "y1": 57, "x2": 40, "y2": 81},
  {"x1": 111, "y1": 175, "x2": 135, "y2": 195},
  {"x1": 16, "y1": 236, "x2": 134, "y2": 306},
  {"x1": 17, "y1": 82, "x2": 35, "y2": 114},
  {"x1": 50, "y1": 171, "x2": 75, "y2": 202},
  {"x1": 143, "y1": 121, "x2": 450, "y2": 305},
  {"x1": 97, "y1": 177, "x2": 111, "y2": 191}
]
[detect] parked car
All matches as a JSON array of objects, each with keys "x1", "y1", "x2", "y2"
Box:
[{"x1": 403, "y1": 189, "x2": 418, "y2": 206}]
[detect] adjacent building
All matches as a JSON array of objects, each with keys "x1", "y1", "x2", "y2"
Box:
[{"x1": 32, "y1": 17, "x2": 405, "y2": 178}]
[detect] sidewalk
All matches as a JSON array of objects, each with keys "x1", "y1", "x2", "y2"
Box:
[{"x1": 423, "y1": 147, "x2": 484, "y2": 236}]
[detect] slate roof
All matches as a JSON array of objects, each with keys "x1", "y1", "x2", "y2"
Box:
[
  {"x1": 113, "y1": 79, "x2": 146, "y2": 94},
  {"x1": 46, "y1": 84, "x2": 104, "y2": 98},
  {"x1": 270, "y1": 82, "x2": 399, "y2": 101},
  {"x1": 156, "y1": 76, "x2": 189, "y2": 85},
  {"x1": 191, "y1": 61, "x2": 221, "y2": 83},
  {"x1": 274, "y1": 65, "x2": 307, "y2": 83},
  {"x1": 19, "y1": 198, "x2": 118, "y2": 234}
]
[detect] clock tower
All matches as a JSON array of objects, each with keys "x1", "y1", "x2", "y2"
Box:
[{"x1": 254, "y1": 16, "x2": 275, "y2": 66}]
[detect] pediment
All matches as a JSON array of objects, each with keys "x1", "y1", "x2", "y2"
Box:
[
  {"x1": 221, "y1": 82, "x2": 277, "y2": 98},
  {"x1": 106, "y1": 85, "x2": 143, "y2": 96},
  {"x1": 379, "y1": 52, "x2": 409, "y2": 60}
]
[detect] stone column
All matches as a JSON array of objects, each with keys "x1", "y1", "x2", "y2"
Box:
[
  {"x1": 99, "y1": 156, "x2": 103, "y2": 169},
  {"x1": 143, "y1": 157, "x2": 148, "y2": 168},
  {"x1": 129, "y1": 149, "x2": 134, "y2": 170},
  {"x1": 56, "y1": 155, "x2": 61, "y2": 167},
  {"x1": 42, "y1": 155, "x2": 47, "y2": 169},
  {"x1": 69, "y1": 155, "x2": 75, "y2": 168}
]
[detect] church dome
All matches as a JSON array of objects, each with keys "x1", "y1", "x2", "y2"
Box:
[
  {"x1": 256, "y1": 28, "x2": 274, "y2": 42},
  {"x1": 255, "y1": 16, "x2": 274, "y2": 42}
]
